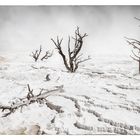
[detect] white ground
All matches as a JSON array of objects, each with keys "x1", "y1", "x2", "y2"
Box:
[{"x1": 0, "y1": 52, "x2": 140, "y2": 135}]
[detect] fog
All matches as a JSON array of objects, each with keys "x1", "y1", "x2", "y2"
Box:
[{"x1": 0, "y1": 6, "x2": 140, "y2": 56}]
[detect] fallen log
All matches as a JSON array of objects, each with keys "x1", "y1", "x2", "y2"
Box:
[{"x1": 0, "y1": 84, "x2": 64, "y2": 117}]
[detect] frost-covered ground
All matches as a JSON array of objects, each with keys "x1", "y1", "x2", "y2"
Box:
[{"x1": 0, "y1": 52, "x2": 140, "y2": 135}]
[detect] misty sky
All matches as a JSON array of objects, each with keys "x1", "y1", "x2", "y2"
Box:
[{"x1": 1, "y1": 6, "x2": 140, "y2": 56}]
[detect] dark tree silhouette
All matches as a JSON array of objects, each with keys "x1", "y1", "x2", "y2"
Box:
[
  {"x1": 30, "y1": 46, "x2": 53, "y2": 62},
  {"x1": 51, "y1": 27, "x2": 90, "y2": 72},
  {"x1": 126, "y1": 37, "x2": 140, "y2": 73},
  {"x1": 125, "y1": 17, "x2": 140, "y2": 74},
  {"x1": 30, "y1": 45, "x2": 42, "y2": 62}
]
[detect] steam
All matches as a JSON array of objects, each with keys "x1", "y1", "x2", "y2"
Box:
[{"x1": 0, "y1": 6, "x2": 140, "y2": 56}]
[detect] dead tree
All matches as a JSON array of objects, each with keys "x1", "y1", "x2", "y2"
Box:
[
  {"x1": 30, "y1": 46, "x2": 53, "y2": 62},
  {"x1": 30, "y1": 45, "x2": 42, "y2": 62},
  {"x1": 125, "y1": 17, "x2": 140, "y2": 74},
  {"x1": 0, "y1": 84, "x2": 64, "y2": 117},
  {"x1": 51, "y1": 27, "x2": 91, "y2": 72},
  {"x1": 125, "y1": 37, "x2": 140, "y2": 73},
  {"x1": 41, "y1": 51, "x2": 53, "y2": 61}
]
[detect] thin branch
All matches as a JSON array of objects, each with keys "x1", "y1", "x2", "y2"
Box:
[
  {"x1": 30, "y1": 46, "x2": 42, "y2": 62},
  {"x1": 126, "y1": 40, "x2": 140, "y2": 51},
  {"x1": 134, "y1": 17, "x2": 140, "y2": 21},
  {"x1": 130, "y1": 55, "x2": 139, "y2": 62},
  {"x1": 125, "y1": 37, "x2": 140, "y2": 44},
  {"x1": 131, "y1": 50, "x2": 140, "y2": 59},
  {"x1": 41, "y1": 51, "x2": 53, "y2": 61},
  {"x1": 77, "y1": 56, "x2": 91, "y2": 65}
]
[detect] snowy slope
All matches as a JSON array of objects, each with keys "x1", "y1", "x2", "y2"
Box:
[{"x1": 0, "y1": 53, "x2": 140, "y2": 135}]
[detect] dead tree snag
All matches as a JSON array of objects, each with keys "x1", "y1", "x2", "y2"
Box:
[
  {"x1": 125, "y1": 37, "x2": 140, "y2": 74},
  {"x1": 51, "y1": 27, "x2": 90, "y2": 72},
  {"x1": 30, "y1": 46, "x2": 42, "y2": 62}
]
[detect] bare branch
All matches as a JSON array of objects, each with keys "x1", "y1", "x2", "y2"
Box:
[
  {"x1": 41, "y1": 51, "x2": 53, "y2": 61},
  {"x1": 125, "y1": 17, "x2": 140, "y2": 74},
  {"x1": 51, "y1": 37, "x2": 71, "y2": 71},
  {"x1": 125, "y1": 37, "x2": 140, "y2": 44},
  {"x1": 130, "y1": 55, "x2": 139, "y2": 62},
  {"x1": 74, "y1": 56, "x2": 91, "y2": 72},
  {"x1": 71, "y1": 27, "x2": 88, "y2": 60},
  {"x1": 125, "y1": 37, "x2": 140, "y2": 48},
  {"x1": 77, "y1": 56, "x2": 91, "y2": 64},
  {"x1": 134, "y1": 17, "x2": 140, "y2": 21},
  {"x1": 125, "y1": 37, "x2": 140, "y2": 57},
  {"x1": 51, "y1": 38, "x2": 59, "y2": 48},
  {"x1": 30, "y1": 46, "x2": 42, "y2": 62},
  {"x1": 0, "y1": 84, "x2": 64, "y2": 117},
  {"x1": 131, "y1": 50, "x2": 140, "y2": 59}
]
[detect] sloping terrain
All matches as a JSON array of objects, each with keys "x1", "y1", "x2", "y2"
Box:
[{"x1": 0, "y1": 54, "x2": 140, "y2": 134}]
